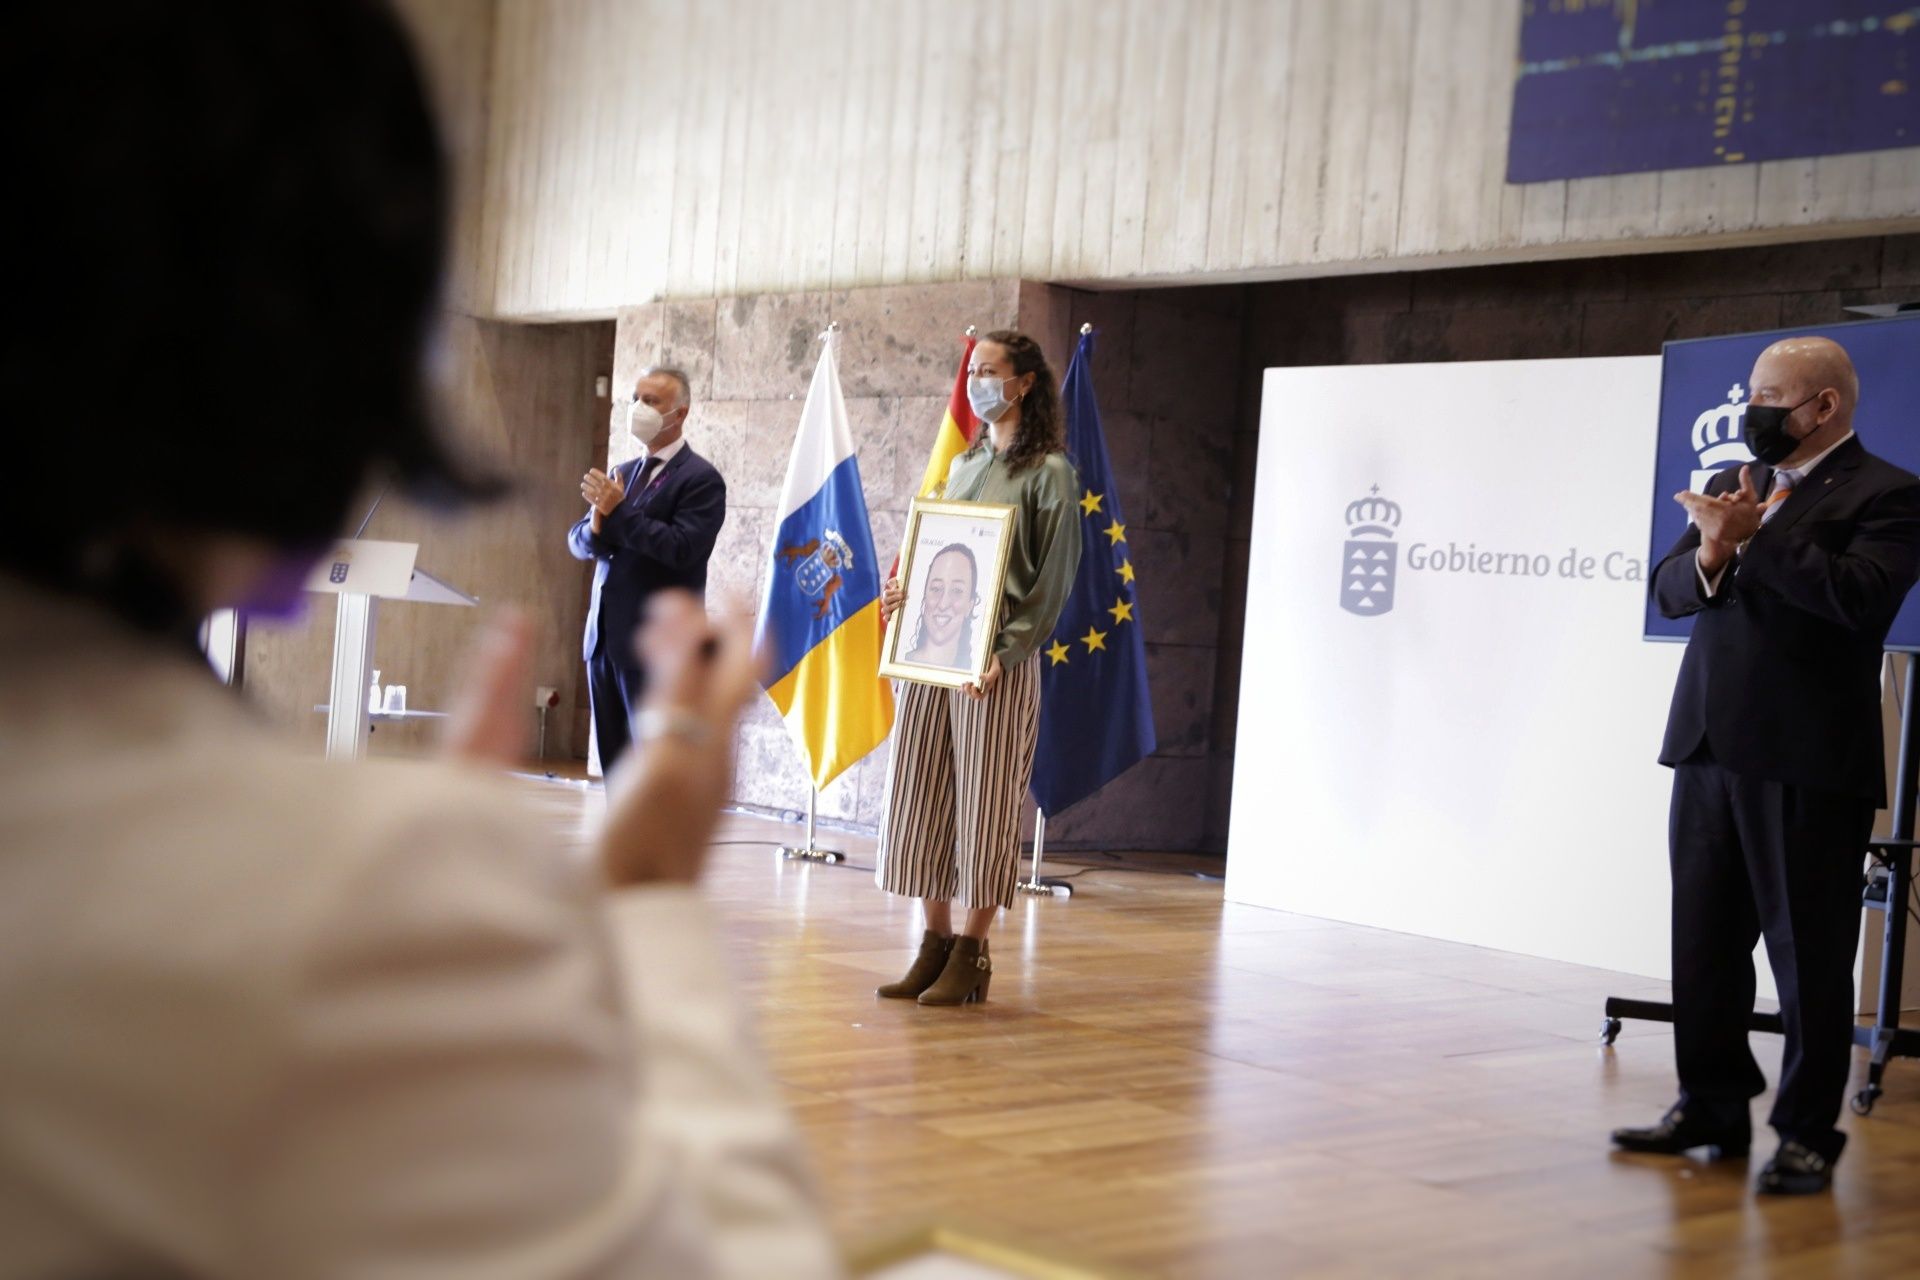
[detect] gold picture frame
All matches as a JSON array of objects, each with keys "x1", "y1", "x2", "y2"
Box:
[{"x1": 879, "y1": 497, "x2": 1017, "y2": 689}]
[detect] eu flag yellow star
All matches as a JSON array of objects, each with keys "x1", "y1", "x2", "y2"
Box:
[
  {"x1": 1079, "y1": 489, "x2": 1104, "y2": 517},
  {"x1": 1046, "y1": 639, "x2": 1072, "y2": 666},
  {"x1": 1117, "y1": 559, "x2": 1136, "y2": 585},
  {"x1": 1108, "y1": 597, "x2": 1134, "y2": 625},
  {"x1": 1081, "y1": 626, "x2": 1108, "y2": 653},
  {"x1": 1104, "y1": 520, "x2": 1127, "y2": 546}
]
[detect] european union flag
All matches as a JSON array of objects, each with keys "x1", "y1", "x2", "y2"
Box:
[{"x1": 1030, "y1": 327, "x2": 1156, "y2": 818}]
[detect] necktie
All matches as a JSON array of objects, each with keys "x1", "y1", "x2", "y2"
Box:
[
  {"x1": 1761, "y1": 470, "x2": 1797, "y2": 524},
  {"x1": 625, "y1": 457, "x2": 660, "y2": 505}
]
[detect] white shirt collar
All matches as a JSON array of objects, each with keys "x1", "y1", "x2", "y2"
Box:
[
  {"x1": 640, "y1": 435, "x2": 687, "y2": 469},
  {"x1": 1779, "y1": 430, "x2": 1854, "y2": 482}
]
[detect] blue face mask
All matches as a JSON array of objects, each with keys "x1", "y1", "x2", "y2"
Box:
[{"x1": 967, "y1": 374, "x2": 1014, "y2": 424}]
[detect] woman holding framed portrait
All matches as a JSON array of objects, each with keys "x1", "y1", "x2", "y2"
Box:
[{"x1": 873, "y1": 330, "x2": 1084, "y2": 1006}]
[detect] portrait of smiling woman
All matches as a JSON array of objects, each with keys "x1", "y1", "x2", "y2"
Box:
[{"x1": 903, "y1": 542, "x2": 980, "y2": 672}]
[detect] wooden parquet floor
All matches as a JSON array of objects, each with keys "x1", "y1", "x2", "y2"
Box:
[{"x1": 531, "y1": 781, "x2": 1920, "y2": 1278}]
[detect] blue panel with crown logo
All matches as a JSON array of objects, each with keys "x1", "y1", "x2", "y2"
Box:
[{"x1": 1646, "y1": 314, "x2": 1920, "y2": 648}]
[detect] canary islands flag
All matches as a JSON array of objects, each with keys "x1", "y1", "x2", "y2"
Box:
[
  {"x1": 755, "y1": 330, "x2": 893, "y2": 789},
  {"x1": 1030, "y1": 328, "x2": 1156, "y2": 816}
]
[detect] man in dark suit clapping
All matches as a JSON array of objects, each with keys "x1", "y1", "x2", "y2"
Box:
[
  {"x1": 569, "y1": 367, "x2": 727, "y2": 772},
  {"x1": 1614, "y1": 336, "x2": 1920, "y2": 1194}
]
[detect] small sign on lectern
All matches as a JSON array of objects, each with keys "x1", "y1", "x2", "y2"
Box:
[{"x1": 304, "y1": 539, "x2": 419, "y2": 599}]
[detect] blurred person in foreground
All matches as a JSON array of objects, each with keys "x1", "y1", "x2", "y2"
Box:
[{"x1": 0, "y1": 3, "x2": 841, "y2": 1277}]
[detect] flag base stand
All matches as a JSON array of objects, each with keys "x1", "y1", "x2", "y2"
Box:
[
  {"x1": 1017, "y1": 811, "x2": 1074, "y2": 898},
  {"x1": 778, "y1": 787, "x2": 847, "y2": 865}
]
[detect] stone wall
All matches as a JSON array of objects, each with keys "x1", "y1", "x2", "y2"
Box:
[
  {"x1": 610, "y1": 281, "x2": 1023, "y2": 830},
  {"x1": 608, "y1": 277, "x2": 1247, "y2": 852},
  {"x1": 1239, "y1": 234, "x2": 1918, "y2": 374}
]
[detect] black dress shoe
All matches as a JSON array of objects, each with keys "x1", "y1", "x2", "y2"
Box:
[
  {"x1": 1756, "y1": 1141, "x2": 1834, "y2": 1195},
  {"x1": 1610, "y1": 1104, "x2": 1750, "y2": 1158}
]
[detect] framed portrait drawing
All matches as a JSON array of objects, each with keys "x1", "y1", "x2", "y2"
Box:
[{"x1": 879, "y1": 498, "x2": 1016, "y2": 688}]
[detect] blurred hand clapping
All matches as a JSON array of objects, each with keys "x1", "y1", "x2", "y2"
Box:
[
  {"x1": 441, "y1": 593, "x2": 760, "y2": 888},
  {"x1": 600, "y1": 592, "x2": 763, "y2": 887}
]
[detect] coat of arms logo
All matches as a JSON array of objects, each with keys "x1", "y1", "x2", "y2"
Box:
[
  {"x1": 1342, "y1": 486, "x2": 1400, "y2": 617},
  {"x1": 779, "y1": 529, "x2": 854, "y2": 620},
  {"x1": 1691, "y1": 382, "x2": 1754, "y2": 493}
]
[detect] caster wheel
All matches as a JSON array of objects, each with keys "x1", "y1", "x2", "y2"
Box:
[
  {"x1": 1850, "y1": 1086, "x2": 1881, "y2": 1117},
  {"x1": 1600, "y1": 1017, "x2": 1623, "y2": 1046}
]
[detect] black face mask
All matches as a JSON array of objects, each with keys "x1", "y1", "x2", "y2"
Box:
[{"x1": 1744, "y1": 392, "x2": 1820, "y2": 466}]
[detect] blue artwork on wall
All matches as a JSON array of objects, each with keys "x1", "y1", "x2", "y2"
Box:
[{"x1": 1509, "y1": 1, "x2": 1919, "y2": 183}]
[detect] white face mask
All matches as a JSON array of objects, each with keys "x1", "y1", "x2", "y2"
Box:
[
  {"x1": 626, "y1": 399, "x2": 667, "y2": 447},
  {"x1": 967, "y1": 375, "x2": 1015, "y2": 424}
]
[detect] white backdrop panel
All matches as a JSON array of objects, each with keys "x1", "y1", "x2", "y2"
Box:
[{"x1": 1226, "y1": 357, "x2": 1694, "y2": 983}]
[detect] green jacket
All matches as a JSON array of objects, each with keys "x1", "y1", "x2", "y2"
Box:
[{"x1": 941, "y1": 441, "x2": 1084, "y2": 668}]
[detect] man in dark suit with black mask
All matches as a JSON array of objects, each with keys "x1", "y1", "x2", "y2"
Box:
[
  {"x1": 1614, "y1": 336, "x2": 1920, "y2": 1194},
  {"x1": 569, "y1": 366, "x2": 727, "y2": 772}
]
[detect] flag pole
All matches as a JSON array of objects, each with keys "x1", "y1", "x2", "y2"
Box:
[
  {"x1": 779, "y1": 785, "x2": 847, "y2": 865},
  {"x1": 1018, "y1": 806, "x2": 1074, "y2": 898},
  {"x1": 1020, "y1": 323, "x2": 1099, "y2": 900}
]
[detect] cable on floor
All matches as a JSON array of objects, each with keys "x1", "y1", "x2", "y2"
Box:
[{"x1": 708, "y1": 841, "x2": 1224, "y2": 883}]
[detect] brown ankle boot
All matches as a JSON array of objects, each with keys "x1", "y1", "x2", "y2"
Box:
[
  {"x1": 918, "y1": 935, "x2": 991, "y2": 1006},
  {"x1": 876, "y1": 930, "x2": 955, "y2": 999}
]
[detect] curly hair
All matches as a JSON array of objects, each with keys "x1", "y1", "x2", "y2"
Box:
[{"x1": 980, "y1": 329, "x2": 1063, "y2": 475}]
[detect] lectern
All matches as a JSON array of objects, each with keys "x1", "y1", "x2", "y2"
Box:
[{"x1": 306, "y1": 539, "x2": 476, "y2": 760}]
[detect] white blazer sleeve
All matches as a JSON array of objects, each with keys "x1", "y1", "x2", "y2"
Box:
[
  {"x1": 607, "y1": 890, "x2": 845, "y2": 1280},
  {"x1": 239, "y1": 794, "x2": 843, "y2": 1280}
]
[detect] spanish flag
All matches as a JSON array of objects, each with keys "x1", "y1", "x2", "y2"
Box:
[
  {"x1": 886, "y1": 334, "x2": 979, "y2": 590},
  {"x1": 918, "y1": 334, "x2": 980, "y2": 500},
  {"x1": 754, "y1": 330, "x2": 892, "y2": 789}
]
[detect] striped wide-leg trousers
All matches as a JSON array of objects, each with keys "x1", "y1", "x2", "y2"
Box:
[{"x1": 874, "y1": 655, "x2": 1041, "y2": 911}]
